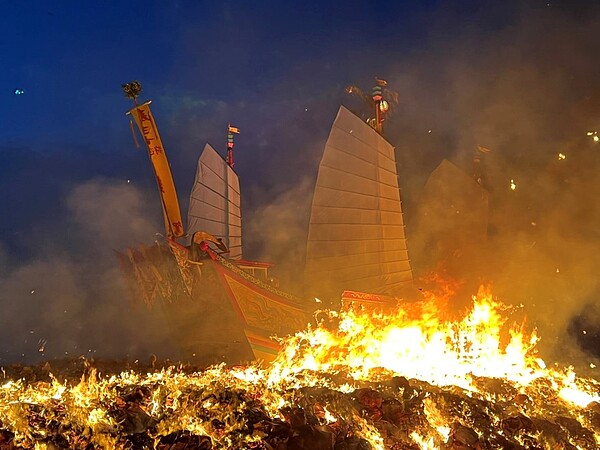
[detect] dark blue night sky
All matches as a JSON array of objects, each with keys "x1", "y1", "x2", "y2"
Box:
[{"x1": 1, "y1": 0, "x2": 599, "y2": 366}]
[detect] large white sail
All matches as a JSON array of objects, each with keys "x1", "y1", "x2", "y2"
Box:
[
  {"x1": 187, "y1": 144, "x2": 242, "y2": 259},
  {"x1": 305, "y1": 106, "x2": 412, "y2": 297}
]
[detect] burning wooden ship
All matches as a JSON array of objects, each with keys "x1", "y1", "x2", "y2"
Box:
[
  {"x1": 117, "y1": 79, "x2": 417, "y2": 363},
  {"x1": 2, "y1": 81, "x2": 600, "y2": 450}
]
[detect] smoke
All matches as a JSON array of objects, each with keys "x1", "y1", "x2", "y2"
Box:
[
  {"x1": 381, "y1": 2, "x2": 600, "y2": 365},
  {"x1": 244, "y1": 176, "x2": 316, "y2": 293},
  {"x1": 2, "y1": 0, "x2": 600, "y2": 367},
  {"x1": 0, "y1": 178, "x2": 175, "y2": 365},
  {"x1": 231, "y1": 1, "x2": 600, "y2": 364},
  {"x1": 65, "y1": 178, "x2": 161, "y2": 256}
]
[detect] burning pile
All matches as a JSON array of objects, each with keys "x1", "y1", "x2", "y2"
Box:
[{"x1": 2, "y1": 287, "x2": 600, "y2": 449}]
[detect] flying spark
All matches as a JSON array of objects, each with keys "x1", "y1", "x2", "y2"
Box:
[
  {"x1": 558, "y1": 153, "x2": 566, "y2": 160},
  {"x1": 510, "y1": 179, "x2": 517, "y2": 191},
  {"x1": 14, "y1": 89, "x2": 24, "y2": 95}
]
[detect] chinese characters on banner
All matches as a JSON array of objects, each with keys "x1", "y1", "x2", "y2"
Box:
[{"x1": 128, "y1": 101, "x2": 184, "y2": 238}]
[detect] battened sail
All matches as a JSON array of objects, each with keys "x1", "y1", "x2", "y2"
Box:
[
  {"x1": 187, "y1": 144, "x2": 242, "y2": 259},
  {"x1": 410, "y1": 159, "x2": 489, "y2": 273},
  {"x1": 305, "y1": 106, "x2": 412, "y2": 297}
]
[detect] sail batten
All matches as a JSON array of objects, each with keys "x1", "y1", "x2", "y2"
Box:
[
  {"x1": 305, "y1": 106, "x2": 412, "y2": 297},
  {"x1": 322, "y1": 144, "x2": 397, "y2": 169},
  {"x1": 188, "y1": 203, "x2": 241, "y2": 221},
  {"x1": 307, "y1": 249, "x2": 410, "y2": 260},
  {"x1": 310, "y1": 263, "x2": 413, "y2": 275},
  {"x1": 316, "y1": 167, "x2": 402, "y2": 193},
  {"x1": 187, "y1": 143, "x2": 242, "y2": 260}
]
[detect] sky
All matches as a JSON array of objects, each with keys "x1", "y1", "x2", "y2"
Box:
[{"x1": 1, "y1": 0, "x2": 599, "y2": 366}]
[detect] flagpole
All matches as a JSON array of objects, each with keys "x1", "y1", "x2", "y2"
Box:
[{"x1": 227, "y1": 123, "x2": 240, "y2": 168}]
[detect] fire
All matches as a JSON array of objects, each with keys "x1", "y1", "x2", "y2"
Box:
[
  {"x1": 1, "y1": 285, "x2": 600, "y2": 449},
  {"x1": 270, "y1": 286, "x2": 544, "y2": 390}
]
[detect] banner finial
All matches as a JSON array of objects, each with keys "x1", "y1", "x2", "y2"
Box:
[{"x1": 122, "y1": 80, "x2": 143, "y2": 104}]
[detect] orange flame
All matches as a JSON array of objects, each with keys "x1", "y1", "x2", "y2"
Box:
[{"x1": 270, "y1": 286, "x2": 546, "y2": 390}]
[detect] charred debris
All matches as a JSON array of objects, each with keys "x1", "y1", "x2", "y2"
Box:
[{"x1": 1, "y1": 358, "x2": 599, "y2": 449}]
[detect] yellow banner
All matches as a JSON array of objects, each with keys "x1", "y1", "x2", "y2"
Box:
[
  {"x1": 128, "y1": 101, "x2": 184, "y2": 238},
  {"x1": 228, "y1": 125, "x2": 240, "y2": 134}
]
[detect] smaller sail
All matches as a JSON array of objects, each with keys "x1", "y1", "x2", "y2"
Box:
[
  {"x1": 128, "y1": 101, "x2": 184, "y2": 238},
  {"x1": 410, "y1": 159, "x2": 489, "y2": 273},
  {"x1": 187, "y1": 144, "x2": 242, "y2": 259}
]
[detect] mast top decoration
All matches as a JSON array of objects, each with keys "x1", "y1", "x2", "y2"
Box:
[{"x1": 346, "y1": 77, "x2": 399, "y2": 135}]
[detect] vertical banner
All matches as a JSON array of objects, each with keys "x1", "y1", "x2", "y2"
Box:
[{"x1": 128, "y1": 101, "x2": 184, "y2": 238}]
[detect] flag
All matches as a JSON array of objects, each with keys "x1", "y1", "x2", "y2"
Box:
[
  {"x1": 228, "y1": 125, "x2": 240, "y2": 134},
  {"x1": 128, "y1": 101, "x2": 184, "y2": 238}
]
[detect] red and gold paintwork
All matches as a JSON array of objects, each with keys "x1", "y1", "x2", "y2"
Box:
[
  {"x1": 341, "y1": 290, "x2": 400, "y2": 313},
  {"x1": 118, "y1": 240, "x2": 313, "y2": 364}
]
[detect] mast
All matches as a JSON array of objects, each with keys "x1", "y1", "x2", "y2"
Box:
[
  {"x1": 346, "y1": 77, "x2": 398, "y2": 135},
  {"x1": 122, "y1": 80, "x2": 184, "y2": 239},
  {"x1": 472, "y1": 145, "x2": 492, "y2": 188},
  {"x1": 227, "y1": 123, "x2": 240, "y2": 168}
]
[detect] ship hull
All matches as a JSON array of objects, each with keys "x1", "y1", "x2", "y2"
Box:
[{"x1": 118, "y1": 242, "x2": 311, "y2": 365}]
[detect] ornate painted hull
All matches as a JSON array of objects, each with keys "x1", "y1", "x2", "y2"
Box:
[
  {"x1": 209, "y1": 257, "x2": 311, "y2": 360},
  {"x1": 117, "y1": 242, "x2": 312, "y2": 365}
]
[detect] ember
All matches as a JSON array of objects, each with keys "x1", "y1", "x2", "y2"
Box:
[{"x1": 1, "y1": 287, "x2": 599, "y2": 449}]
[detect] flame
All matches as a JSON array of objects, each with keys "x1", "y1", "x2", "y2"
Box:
[
  {"x1": 1, "y1": 285, "x2": 600, "y2": 448},
  {"x1": 270, "y1": 286, "x2": 545, "y2": 389}
]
